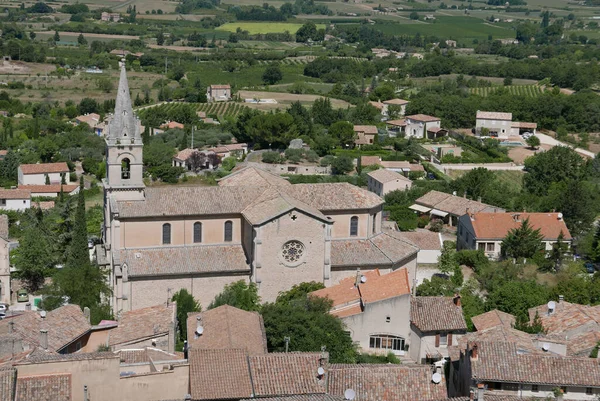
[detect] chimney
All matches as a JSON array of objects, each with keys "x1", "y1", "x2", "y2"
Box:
[
  {"x1": 477, "y1": 383, "x2": 485, "y2": 401},
  {"x1": 477, "y1": 197, "x2": 482, "y2": 203},
  {"x1": 453, "y1": 294, "x2": 462, "y2": 307},
  {"x1": 471, "y1": 343, "x2": 478, "y2": 360},
  {"x1": 465, "y1": 207, "x2": 470, "y2": 216},
  {"x1": 84, "y1": 307, "x2": 91, "y2": 324},
  {"x1": 559, "y1": 295, "x2": 564, "y2": 303},
  {"x1": 40, "y1": 329, "x2": 48, "y2": 350}
]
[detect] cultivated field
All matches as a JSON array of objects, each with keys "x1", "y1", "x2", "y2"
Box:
[
  {"x1": 216, "y1": 22, "x2": 325, "y2": 34},
  {"x1": 470, "y1": 85, "x2": 545, "y2": 97},
  {"x1": 237, "y1": 90, "x2": 351, "y2": 109}
]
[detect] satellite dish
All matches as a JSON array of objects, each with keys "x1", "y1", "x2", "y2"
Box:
[
  {"x1": 39, "y1": 310, "x2": 46, "y2": 318},
  {"x1": 344, "y1": 389, "x2": 356, "y2": 401},
  {"x1": 317, "y1": 367, "x2": 325, "y2": 376},
  {"x1": 432, "y1": 372, "x2": 442, "y2": 384},
  {"x1": 557, "y1": 213, "x2": 563, "y2": 220},
  {"x1": 196, "y1": 326, "x2": 204, "y2": 335},
  {"x1": 547, "y1": 301, "x2": 556, "y2": 311},
  {"x1": 360, "y1": 275, "x2": 367, "y2": 283},
  {"x1": 542, "y1": 343, "x2": 550, "y2": 352}
]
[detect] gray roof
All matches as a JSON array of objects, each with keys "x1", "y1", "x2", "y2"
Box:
[
  {"x1": 114, "y1": 183, "x2": 383, "y2": 220},
  {"x1": 106, "y1": 61, "x2": 141, "y2": 144},
  {"x1": 121, "y1": 245, "x2": 250, "y2": 277},
  {"x1": 330, "y1": 232, "x2": 418, "y2": 268},
  {"x1": 217, "y1": 166, "x2": 291, "y2": 187}
]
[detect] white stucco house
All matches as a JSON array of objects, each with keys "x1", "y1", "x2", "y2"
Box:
[
  {"x1": 367, "y1": 169, "x2": 412, "y2": 197},
  {"x1": 405, "y1": 114, "x2": 443, "y2": 139},
  {"x1": 0, "y1": 189, "x2": 31, "y2": 211},
  {"x1": 18, "y1": 162, "x2": 70, "y2": 185},
  {"x1": 475, "y1": 110, "x2": 538, "y2": 138}
]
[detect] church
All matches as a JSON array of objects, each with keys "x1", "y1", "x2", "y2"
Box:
[{"x1": 99, "y1": 63, "x2": 419, "y2": 316}]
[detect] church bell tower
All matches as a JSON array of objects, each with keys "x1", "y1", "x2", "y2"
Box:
[{"x1": 104, "y1": 59, "x2": 145, "y2": 201}]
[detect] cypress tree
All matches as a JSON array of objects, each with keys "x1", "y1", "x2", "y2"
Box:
[
  {"x1": 67, "y1": 176, "x2": 89, "y2": 269},
  {"x1": 142, "y1": 125, "x2": 150, "y2": 145}
]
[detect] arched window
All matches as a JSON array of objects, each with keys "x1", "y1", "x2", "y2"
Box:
[
  {"x1": 193, "y1": 222, "x2": 202, "y2": 243},
  {"x1": 350, "y1": 216, "x2": 358, "y2": 236},
  {"x1": 121, "y1": 158, "x2": 131, "y2": 180},
  {"x1": 224, "y1": 221, "x2": 233, "y2": 242},
  {"x1": 162, "y1": 223, "x2": 171, "y2": 245}
]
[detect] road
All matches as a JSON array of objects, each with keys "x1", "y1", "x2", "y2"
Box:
[{"x1": 536, "y1": 133, "x2": 596, "y2": 159}]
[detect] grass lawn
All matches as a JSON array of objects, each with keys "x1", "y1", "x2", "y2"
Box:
[
  {"x1": 446, "y1": 170, "x2": 524, "y2": 192},
  {"x1": 216, "y1": 22, "x2": 325, "y2": 34},
  {"x1": 188, "y1": 62, "x2": 314, "y2": 88}
]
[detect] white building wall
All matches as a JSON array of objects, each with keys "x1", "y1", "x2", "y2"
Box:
[
  {"x1": 0, "y1": 198, "x2": 30, "y2": 211},
  {"x1": 417, "y1": 249, "x2": 441, "y2": 264},
  {"x1": 19, "y1": 172, "x2": 68, "y2": 185},
  {"x1": 475, "y1": 118, "x2": 512, "y2": 139}
]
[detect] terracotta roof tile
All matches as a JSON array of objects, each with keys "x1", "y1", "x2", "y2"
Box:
[
  {"x1": 0, "y1": 189, "x2": 30, "y2": 199},
  {"x1": 0, "y1": 305, "x2": 90, "y2": 352},
  {"x1": 108, "y1": 304, "x2": 175, "y2": 346},
  {"x1": 280, "y1": 183, "x2": 383, "y2": 211},
  {"x1": 19, "y1": 162, "x2": 69, "y2": 175},
  {"x1": 415, "y1": 191, "x2": 504, "y2": 217},
  {"x1": 174, "y1": 148, "x2": 196, "y2": 161},
  {"x1": 242, "y1": 187, "x2": 329, "y2": 225},
  {"x1": 471, "y1": 310, "x2": 516, "y2": 332},
  {"x1": 511, "y1": 121, "x2": 537, "y2": 129},
  {"x1": 330, "y1": 232, "x2": 418, "y2": 268},
  {"x1": 210, "y1": 84, "x2": 231, "y2": 89},
  {"x1": 116, "y1": 347, "x2": 182, "y2": 364},
  {"x1": 470, "y1": 341, "x2": 600, "y2": 386},
  {"x1": 470, "y1": 213, "x2": 571, "y2": 240},
  {"x1": 410, "y1": 297, "x2": 467, "y2": 332},
  {"x1": 121, "y1": 246, "x2": 250, "y2": 277},
  {"x1": 367, "y1": 169, "x2": 411, "y2": 184},
  {"x1": 0, "y1": 368, "x2": 16, "y2": 401},
  {"x1": 249, "y1": 353, "x2": 327, "y2": 396},
  {"x1": 383, "y1": 98, "x2": 409, "y2": 105},
  {"x1": 186, "y1": 305, "x2": 267, "y2": 355},
  {"x1": 476, "y1": 111, "x2": 512, "y2": 120},
  {"x1": 353, "y1": 125, "x2": 378, "y2": 134},
  {"x1": 360, "y1": 156, "x2": 382, "y2": 166},
  {"x1": 18, "y1": 184, "x2": 79, "y2": 194},
  {"x1": 312, "y1": 268, "x2": 410, "y2": 317},
  {"x1": 16, "y1": 351, "x2": 118, "y2": 365},
  {"x1": 395, "y1": 229, "x2": 442, "y2": 251},
  {"x1": 406, "y1": 114, "x2": 441, "y2": 123},
  {"x1": 328, "y1": 364, "x2": 448, "y2": 401},
  {"x1": 189, "y1": 348, "x2": 253, "y2": 400},
  {"x1": 240, "y1": 395, "x2": 344, "y2": 401},
  {"x1": 16, "y1": 373, "x2": 71, "y2": 401},
  {"x1": 386, "y1": 119, "x2": 407, "y2": 127}
]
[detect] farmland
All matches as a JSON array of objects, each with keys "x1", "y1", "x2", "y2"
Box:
[
  {"x1": 216, "y1": 22, "x2": 325, "y2": 35},
  {"x1": 139, "y1": 102, "x2": 254, "y2": 120},
  {"x1": 469, "y1": 85, "x2": 545, "y2": 97}
]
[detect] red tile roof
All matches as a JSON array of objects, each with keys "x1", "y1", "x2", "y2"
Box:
[
  {"x1": 360, "y1": 156, "x2": 382, "y2": 166},
  {"x1": 108, "y1": 303, "x2": 175, "y2": 347},
  {"x1": 16, "y1": 373, "x2": 71, "y2": 401},
  {"x1": 471, "y1": 309, "x2": 516, "y2": 331},
  {"x1": 411, "y1": 297, "x2": 467, "y2": 332},
  {"x1": 383, "y1": 98, "x2": 409, "y2": 105},
  {"x1": 115, "y1": 347, "x2": 182, "y2": 364},
  {"x1": 18, "y1": 184, "x2": 79, "y2": 194},
  {"x1": 0, "y1": 188, "x2": 30, "y2": 199},
  {"x1": 311, "y1": 268, "x2": 410, "y2": 317},
  {"x1": 470, "y1": 212, "x2": 571, "y2": 240},
  {"x1": 210, "y1": 84, "x2": 231, "y2": 89},
  {"x1": 476, "y1": 111, "x2": 512, "y2": 120},
  {"x1": 19, "y1": 162, "x2": 69, "y2": 175},
  {"x1": 328, "y1": 364, "x2": 448, "y2": 401},
  {"x1": 186, "y1": 305, "x2": 267, "y2": 355},
  {"x1": 353, "y1": 125, "x2": 378, "y2": 134},
  {"x1": 395, "y1": 229, "x2": 442, "y2": 251},
  {"x1": 406, "y1": 114, "x2": 441, "y2": 123}
]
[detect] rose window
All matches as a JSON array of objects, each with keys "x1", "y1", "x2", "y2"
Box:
[{"x1": 281, "y1": 240, "x2": 305, "y2": 265}]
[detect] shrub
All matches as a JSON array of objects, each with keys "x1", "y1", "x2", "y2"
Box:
[
  {"x1": 429, "y1": 220, "x2": 444, "y2": 232},
  {"x1": 320, "y1": 155, "x2": 335, "y2": 167},
  {"x1": 455, "y1": 249, "x2": 489, "y2": 273},
  {"x1": 262, "y1": 151, "x2": 283, "y2": 164},
  {"x1": 417, "y1": 215, "x2": 430, "y2": 228}
]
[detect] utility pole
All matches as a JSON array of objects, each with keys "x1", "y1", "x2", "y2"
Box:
[{"x1": 191, "y1": 126, "x2": 195, "y2": 148}]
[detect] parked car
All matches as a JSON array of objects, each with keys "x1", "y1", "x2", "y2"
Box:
[
  {"x1": 0, "y1": 303, "x2": 8, "y2": 312},
  {"x1": 0, "y1": 312, "x2": 5, "y2": 320},
  {"x1": 17, "y1": 289, "x2": 28, "y2": 302}
]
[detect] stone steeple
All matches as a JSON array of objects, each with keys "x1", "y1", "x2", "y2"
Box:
[{"x1": 106, "y1": 59, "x2": 141, "y2": 145}]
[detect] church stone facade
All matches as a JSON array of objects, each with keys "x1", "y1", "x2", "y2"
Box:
[{"x1": 100, "y1": 65, "x2": 419, "y2": 316}]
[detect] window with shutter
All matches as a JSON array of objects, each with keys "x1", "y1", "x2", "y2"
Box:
[{"x1": 435, "y1": 334, "x2": 440, "y2": 347}]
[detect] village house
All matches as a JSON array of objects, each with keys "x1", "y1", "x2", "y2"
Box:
[
  {"x1": 17, "y1": 162, "x2": 70, "y2": 186},
  {"x1": 453, "y1": 341, "x2": 600, "y2": 401},
  {"x1": 422, "y1": 144, "x2": 463, "y2": 159},
  {"x1": 99, "y1": 64, "x2": 420, "y2": 316},
  {"x1": 74, "y1": 113, "x2": 105, "y2": 136},
  {"x1": 353, "y1": 125, "x2": 378, "y2": 147},
  {"x1": 411, "y1": 191, "x2": 504, "y2": 227},
  {"x1": 206, "y1": 143, "x2": 248, "y2": 159},
  {"x1": 0, "y1": 215, "x2": 14, "y2": 305},
  {"x1": 405, "y1": 115, "x2": 444, "y2": 139},
  {"x1": 161, "y1": 121, "x2": 185, "y2": 130},
  {"x1": 475, "y1": 111, "x2": 537, "y2": 138},
  {"x1": 383, "y1": 98, "x2": 409, "y2": 116},
  {"x1": 172, "y1": 149, "x2": 219, "y2": 171},
  {"x1": 101, "y1": 11, "x2": 121, "y2": 22},
  {"x1": 17, "y1": 184, "x2": 79, "y2": 198},
  {"x1": 396, "y1": 229, "x2": 443, "y2": 266},
  {"x1": 0, "y1": 189, "x2": 30, "y2": 211},
  {"x1": 456, "y1": 212, "x2": 571, "y2": 259},
  {"x1": 360, "y1": 156, "x2": 424, "y2": 177},
  {"x1": 367, "y1": 168, "x2": 412, "y2": 197},
  {"x1": 206, "y1": 84, "x2": 232, "y2": 102},
  {"x1": 409, "y1": 295, "x2": 467, "y2": 363},
  {"x1": 311, "y1": 268, "x2": 413, "y2": 356}
]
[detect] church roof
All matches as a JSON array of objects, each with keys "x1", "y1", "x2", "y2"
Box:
[
  {"x1": 114, "y1": 183, "x2": 383, "y2": 219},
  {"x1": 121, "y1": 245, "x2": 250, "y2": 277},
  {"x1": 330, "y1": 232, "x2": 418, "y2": 268},
  {"x1": 105, "y1": 60, "x2": 141, "y2": 143},
  {"x1": 217, "y1": 166, "x2": 291, "y2": 187}
]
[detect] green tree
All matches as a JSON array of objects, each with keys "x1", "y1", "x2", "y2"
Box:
[
  {"x1": 501, "y1": 217, "x2": 544, "y2": 261},
  {"x1": 328, "y1": 121, "x2": 355, "y2": 148},
  {"x1": 172, "y1": 288, "x2": 201, "y2": 344},
  {"x1": 77, "y1": 33, "x2": 87, "y2": 46},
  {"x1": 67, "y1": 177, "x2": 89, "y2": 269},
  {"x1": 438, "y1": 241, "x2": 459, "y2": 275},
  {"x1": 208, "y1": 280, "x2": 261, "y2": 311},
  {"x1": 526, "y1": 135, "x2": 540, "y2": 149},
  {"x1": 262, "y1": 64, "x2": 283, "y2": 85},
  {"x1": 331, "y1": 156, "x2": 354, "y2": 175},
  {"x1": 514, "y1": 311, "x2": 545, "y2": 334},
  {"x1": 523, "y1": 146, "x2": 585, "y2": 196},
  {"x1": 263, "y1": 289, "x2": 357, "y2": 363},
  {"x1": 12, "y1": 225, "x2": 53, "y2": 291},
  {"x1": 548, "y1": 231, "x2": 568, "y2": 271},
  {"x1": 156, "y1": 31, "x2": 165, "y2": 46},
  {"x1": 486, "y1": 280, "x2": 549, "y2": 321},
  {"x1": 142, "y1": 125, "x2": 150, "y2": 145},
  {"x1": 296, "y1": 22, "x2": 317, "y2": 43},
  {"x1": 275, "y1": 282, "x2": 325, "y2": 306},
  {"x1": 451, "y1": 167, "x2": 495, "y2": 201},
  {"x1": 53, "y1": 30, "x2": 60, "y2": 43}
]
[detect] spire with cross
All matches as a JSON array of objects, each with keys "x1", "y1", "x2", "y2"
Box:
[{"x1": 106, "y1": 59, "x2": 141, "y2": 145}]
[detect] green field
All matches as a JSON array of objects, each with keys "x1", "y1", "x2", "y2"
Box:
[
  {"x1": 216, "y1": 22, "x2": 325, "y2": 34},
  {"x1": 470, "y1": 85, "x2": 545, "y2": 97},
  {"x1": 372, "y1": 16, "x2": 515, "y2": 43}
]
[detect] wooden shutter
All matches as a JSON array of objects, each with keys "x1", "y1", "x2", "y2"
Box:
[
  {"x1": 435, "y1": 334, "x2": 440, "y2": 347},
  {"x1": 447, "y1": 333, "x2": 453, "y2": 346}
]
